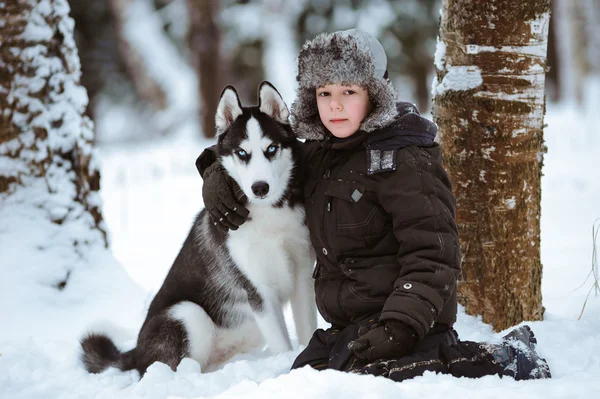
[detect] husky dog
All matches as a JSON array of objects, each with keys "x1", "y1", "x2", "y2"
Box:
[{"x1": 81, "y1": 82, "x2": 317, "y2": 376}]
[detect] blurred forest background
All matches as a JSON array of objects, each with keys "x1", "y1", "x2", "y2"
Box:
[{"x1": 70, "y1": 0, "x2": 600, "y2": 144}]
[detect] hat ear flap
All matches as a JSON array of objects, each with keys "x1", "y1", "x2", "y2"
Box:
[
  {"x1": 216, "y1": 86, "x2": 243, "y2": 134},
  {"x1": 258, "y1": 81, "x2": 290, "y2": 124}
]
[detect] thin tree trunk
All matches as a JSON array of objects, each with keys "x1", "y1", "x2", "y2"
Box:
[
  {"x1": 68, "y1": 0, "x2": 129, "y2": 120},
  {"x1": 553, "y1": 0, "x2": 576, "y2": 103},
  {"x1": 0, "y1": 1, "x2": 107, "y2": 255},
  {"x1": 432, "y1": 0, "x2": 550, "y2": 331},
  {"x1": 187, "y1": 0, "x2": 221, "y2": 138},
  {"x1": 546, "y1": 0, "x2": 560, "y2": 102},
  {"x1": 414, "y1": 64, "x2": 430, "y2": 113},
  {"x1": 108, "y1": 0, "x2": 168, "y2": 111}
]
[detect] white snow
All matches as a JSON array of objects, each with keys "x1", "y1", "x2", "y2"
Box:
[
  {"x1": 433, "y1": 66, "x2": 483, "y2": 96},
  {"x1": 479, "y1": 170, "x2": 487, "y2": 183},
  {"x1": 434, "y1": 37, "x2": 446, "y2": 70},
  {"x1": 481, "y1": 146, "x2": 496, "y2": 160},
  {"x1": 464, "y1": 43, "x2": 547, "y2": 58},
  {"x1": 505, "y1": 197, "x2": 516, "y2": 210}
]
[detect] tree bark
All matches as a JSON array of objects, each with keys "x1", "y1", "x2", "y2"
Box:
[
  {"x1": 187, "y1": 0, "x2": 221, "y2": 138},
  {"x1": 432, "y1": 0, "x2": 550, "y2": 331},
  {"x1": 0, "y1": 0, "x2": 107, "y2": 247}
]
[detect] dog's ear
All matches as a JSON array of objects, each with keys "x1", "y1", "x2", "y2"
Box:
[
  {"x1": 258, "y1": 81, "x2": 289, "y2": 124},
  {"x1": 216, "y1": 86, "x2": 243, "y2": 134}
]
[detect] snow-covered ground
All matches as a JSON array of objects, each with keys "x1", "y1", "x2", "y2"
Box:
[{"x1": 1, "y1": 103, "x2": 599, "y2": 398}]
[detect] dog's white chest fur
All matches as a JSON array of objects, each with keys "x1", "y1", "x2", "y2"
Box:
[{"x1": 226, "y1": 203, "x2": 310, "y2": 299}]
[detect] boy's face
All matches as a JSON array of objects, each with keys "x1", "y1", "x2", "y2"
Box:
[{"x1": 316, "y1": 84, "x2": 372, "y2": 139}]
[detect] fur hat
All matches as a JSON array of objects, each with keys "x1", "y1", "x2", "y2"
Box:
[{"x1": 291, "y1": 29, "x2": 399, "y2": 141}]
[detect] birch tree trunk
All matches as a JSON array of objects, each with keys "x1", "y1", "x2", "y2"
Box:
[
  {"x1": 432, "y1": 0, "x2": 550, "y2": 331},
  {"x1": 0, "y1": 0, "x2": 107, "y2": 288}
]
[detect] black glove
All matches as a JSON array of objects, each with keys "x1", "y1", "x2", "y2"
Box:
[
  {"x1": 202, "y1": 161, "x2": 249, "y2": 231},
  {"x1": 347, "y1": 320, "x2": 418, "y2": 362}
]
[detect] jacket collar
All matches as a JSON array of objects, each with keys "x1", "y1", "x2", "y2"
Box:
[
  {"x1": 329, "y1": 130, "x2": 369, "y2": 150},
  {"x1": 323, "y1": 102, "x2": 437, "y2": 151}
]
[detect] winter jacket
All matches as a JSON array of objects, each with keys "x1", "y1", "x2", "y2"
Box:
[{"x1": 299, "y1": 103, "x2": 460, "y2": 341}]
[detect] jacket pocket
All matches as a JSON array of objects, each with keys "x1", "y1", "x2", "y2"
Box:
[
  {"x1": 325, "y1": 180, "x2": 389, "y2": 239},
  {"x1": 341, "y1": 255, "x2": 399, "y2": 299},
  {"x1": 338, "y1": 256, "x2": 399, "y2": 320}
]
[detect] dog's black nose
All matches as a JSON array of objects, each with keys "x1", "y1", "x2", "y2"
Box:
[{"x1": 251, "y1": 181, "x2": 270, "y2": 198}]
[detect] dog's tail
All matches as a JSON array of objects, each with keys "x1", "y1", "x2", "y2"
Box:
[{"x1": 80, "y1": 333, "x2": 137, "y2": 373}]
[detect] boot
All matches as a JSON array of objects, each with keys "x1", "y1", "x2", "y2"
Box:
[{"x1": 483, "y1": 325, "x2": 552, "y2": 380}]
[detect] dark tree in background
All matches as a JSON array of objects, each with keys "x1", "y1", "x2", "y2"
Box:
[
  {"x1": 228, "y1": 39, "x2": 265, "y2": 105},
  {"x1": 545, "y1": 0, "x2": 560, "y2": 102},
  {"x1": 188, "y1": 0, "x2": 222, "y2": 138},
  {"x1": 187, "y1": 0, "x2": 280, "y2": 137},
  {"x1": 218, "y1": 0, "x2": 266, "y2": 106},
  {"x1": 381, "y1": 0, "x2": 440, "y2": 111},
  {"x1": 109, "y1": 0, "x2": 168, "y2": 111},
  {"x1": 553, "y1": 0, "x2": 600, "y2": 105},
  {"x1": 68, "y1": 0, "x2": 194, "y2": 141},
  {"x1": 68, "y1": 0, "x2": 129, "y2": 119}
]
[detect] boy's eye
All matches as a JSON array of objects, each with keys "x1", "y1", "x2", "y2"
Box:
[
  {"x1": 318, "y1": 92, "x2": 329, "y2": 97},
  {"x1": 235, "y1": 149, "x2": 248, "y2": 158},
  {"x1": 344, "y1": 90, "x2": 355, "y2": 95},
  {"x1": 266, "y1": 145, "x2": 278, "y2": 154}
]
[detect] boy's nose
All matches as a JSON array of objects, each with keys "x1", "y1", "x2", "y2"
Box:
[{"x1": 330, "y1": 98, "x2": 343, "y2": 111}]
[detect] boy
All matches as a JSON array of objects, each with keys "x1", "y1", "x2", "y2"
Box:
[{"x1": 199, "y1": 29, "x2": 551, "y2": 381}]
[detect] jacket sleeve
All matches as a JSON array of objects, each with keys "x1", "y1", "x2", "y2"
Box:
[
  {"x1": 376, "y1": 147, "x2": 461, "y2": 340},
  {"x1": 296, "y1": 139, "x2": 323, "y2": 180},
  {"x1": 196, "y1": 145, "x2": 218, "y2": 178},
  {"x1": 299, "y1": 139, "x2": 321, "y2": 164}
]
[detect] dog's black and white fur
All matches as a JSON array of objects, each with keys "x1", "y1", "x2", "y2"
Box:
[{"x1": 81, "y1": 82, "x2": 317, "y2": 376}]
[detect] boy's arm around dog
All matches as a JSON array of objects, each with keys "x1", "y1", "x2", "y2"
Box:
[{"x1": 196, "y1": 145, "x2": 249, "y2": 230}]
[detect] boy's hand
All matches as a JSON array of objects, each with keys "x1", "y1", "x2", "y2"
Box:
[
  {"x1": 202, "y1": 162, "x2": 249, "y2": 231},
  {"x1": 347, "y1": 320, "x2": 417, "y2": 362}
]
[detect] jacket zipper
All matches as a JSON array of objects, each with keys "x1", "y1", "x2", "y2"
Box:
[{"x1": 319, "y1": 145, "x2": 334, "y2": 268}]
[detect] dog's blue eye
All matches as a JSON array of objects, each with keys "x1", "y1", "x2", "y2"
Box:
[
  {"x1": 236, "y1": 149, "x2": 247, "y2": 158},
  {"x1": 267, "y1": 145, "x2": 278, "y2": 154}
]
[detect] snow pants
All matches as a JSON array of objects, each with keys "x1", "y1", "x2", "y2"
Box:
[{"x1": 291, "y1": 322, "x2": 502, "y2": 381}]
